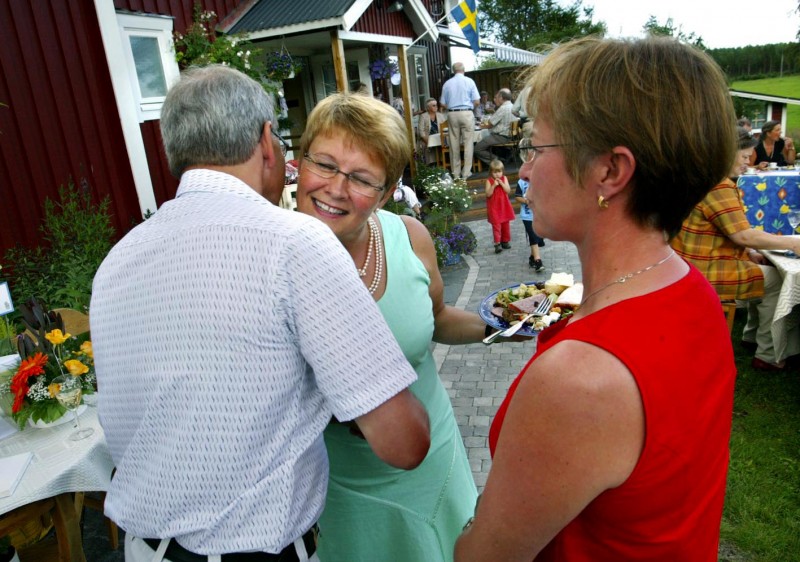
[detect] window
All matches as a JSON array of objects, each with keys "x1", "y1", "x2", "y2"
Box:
[{"x1": 117, "y1": 13, "x2": 180, "y2": 122}]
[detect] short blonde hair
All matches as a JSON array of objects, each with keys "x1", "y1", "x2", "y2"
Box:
[
  {"x1": 489, "y1": 159, "x2": 504, "y2": 173},
  {"x1": 300, "y1": 93, "x2": 411, "y2": 186},
  {"x1": 525, "y1": 36, "x2": 736, "y2": 238}
]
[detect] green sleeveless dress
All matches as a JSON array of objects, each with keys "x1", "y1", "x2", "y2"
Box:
[{"x1": 317, "y1": 210, "x2": 478, "y2": 562}]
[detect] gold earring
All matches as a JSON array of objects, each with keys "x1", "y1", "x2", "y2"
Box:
[{"x1": 598, "y1": 195, "x2": 609, "y2": 209}]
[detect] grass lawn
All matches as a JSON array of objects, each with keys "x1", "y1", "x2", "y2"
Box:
[
  {"x1": 731, "y1": 75, "x2": 800, "y2": 140},
  {"x1": 720, "y1": 310, "x2": 800, "y2": 561}
]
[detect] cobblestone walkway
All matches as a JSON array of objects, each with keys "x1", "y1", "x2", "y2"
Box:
[{"x1": 437, "y1": 219, "x2": 582, "y2": 491}]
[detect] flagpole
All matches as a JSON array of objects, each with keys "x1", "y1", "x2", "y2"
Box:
[{"x1": 409, "y1": 13, "x2": 450, "y2": 48}]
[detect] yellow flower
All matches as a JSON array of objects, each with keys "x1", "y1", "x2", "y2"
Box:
[
  {"x1": 48, "y1": 382, "x2": 61, "y2": 398},
  {"x1": 755, "y1": 181, "x2": 767, "y2": 192},
  {"x1": 63, "y1": 359, "x2": 88, "y2": 376},
  {"x1": 780, "y1": 204, "x2": 792, "y2": 214},
  {"x1": 45, "y1": 329, "x2": 71, "y2": 345},
  {"x1": 80, "y1": 341, "x2": 93, "y2": 358}
]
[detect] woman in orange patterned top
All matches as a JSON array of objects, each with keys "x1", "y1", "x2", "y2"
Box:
[{"x1": 672, "y1": 126, "x2": 800, "y2": 369}]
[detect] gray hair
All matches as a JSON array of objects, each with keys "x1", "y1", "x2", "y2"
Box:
[
  {"x1": 160, "y1": 65, "x2": 274, "y2": 177},
  {"x1": 452, "y1": 62, "x2": 465, "y2": 73}
]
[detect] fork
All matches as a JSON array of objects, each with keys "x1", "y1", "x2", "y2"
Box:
[{"x1": 482, "y1": 295, "x2": 556, "y2": 345}]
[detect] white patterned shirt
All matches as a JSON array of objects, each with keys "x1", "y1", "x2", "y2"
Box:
[{"x1": 91, "y1": 169, "x2": 417, "y2": 555}]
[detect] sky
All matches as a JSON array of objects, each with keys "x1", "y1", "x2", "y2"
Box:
[{"x1": 455, "y1": 0, "x2": 800, "y2": 70}]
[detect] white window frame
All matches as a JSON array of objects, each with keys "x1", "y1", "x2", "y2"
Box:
[{"x1": 117, "y1": 13, "x2": 180, "y2": 122}]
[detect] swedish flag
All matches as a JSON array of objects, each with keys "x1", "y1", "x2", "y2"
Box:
[{"x1": 451, "y1": 0, "x2": 481, "y2": 55}]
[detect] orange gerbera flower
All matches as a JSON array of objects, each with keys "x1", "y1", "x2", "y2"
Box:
[{"x1": 9, "y1": 352, "x2": 49, "y2": 413}]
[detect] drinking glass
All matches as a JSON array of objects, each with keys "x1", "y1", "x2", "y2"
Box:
[
  {"x1": 788, "y1": 210, "x2": 800, "y2": 234},
  {"x1": 53, "y1": 375, "x2": 94, "y2": 441}
]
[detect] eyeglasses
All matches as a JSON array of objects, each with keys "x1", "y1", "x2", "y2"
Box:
[
  {"x1": 518, "y1": 139, "x2": 564, "y2": 163},
  {"x1": 272, "y1": 129, "x2": 289, "y2": 156},
  {"x1": 303, "y1": 153, "x2": 386, "y2": 197}
]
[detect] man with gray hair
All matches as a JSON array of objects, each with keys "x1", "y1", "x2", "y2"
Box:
[
  {"x1": 475, "y1": 88, "x2": 517, "y2": 165},
  {"x1": 90, "y1": 65, "x2": 430, "y2": 562},
  {"x1": 439, "y1": 62, "x2": 480, "y2": 179}
]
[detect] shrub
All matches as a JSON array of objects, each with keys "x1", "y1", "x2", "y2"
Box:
[{"x1": 2, "y1": 178, "x2": 115, "y2": 311}]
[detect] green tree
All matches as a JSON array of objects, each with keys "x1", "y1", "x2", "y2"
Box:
[
  {"x1": 478, "y1": 0, "x2": 606, "y2": 51},
  {"x1": 476, "y1": 56, "x2": 516, "y2": 70},
  {"x1": 643, "y1": 16, "x2": 705, "y2": 48}
]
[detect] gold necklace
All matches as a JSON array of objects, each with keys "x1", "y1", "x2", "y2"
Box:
[{"x1": 580, "y1": 250, "x2": 675, "y2": 306}]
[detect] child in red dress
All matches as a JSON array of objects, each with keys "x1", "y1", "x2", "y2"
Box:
[{"x1": 485, "y1": 159, "x2": 516, "y2": 253}]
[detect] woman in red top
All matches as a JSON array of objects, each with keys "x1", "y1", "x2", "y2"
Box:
[
  {"x1": 454, "y1": 37, "x2": 738, "y2": 562},
  {"x1": 485, "y1": 159, "x2": 516, "y2": 254}
]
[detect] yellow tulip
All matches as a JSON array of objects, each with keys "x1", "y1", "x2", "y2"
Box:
[
  {"x1": 755, "y1": 182, "x2": 767, "y2": 192},
  {"x1": 45, "y1": 329, "x2": 71, "y2": 345},
  {"x1": 780, "y1": 204, "x2": 792, "y2": 214},
  {"x1": 80, "y1": 341, "x2": 93, "y2": 358},
  {"x1": 48, "y1": 382, "x2": 61, "y2": 398},
  {"x1": 63, "y1": 359, "x2": 89, "y2": 376}
]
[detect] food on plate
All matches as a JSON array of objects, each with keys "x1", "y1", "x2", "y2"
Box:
[{"x1": 488, "y1": 273, "x2": 581, "y2": 331}]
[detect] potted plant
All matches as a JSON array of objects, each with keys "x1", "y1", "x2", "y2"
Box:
[{"x1": 0, "y1": 298, "x2": 95, "y2": 429}]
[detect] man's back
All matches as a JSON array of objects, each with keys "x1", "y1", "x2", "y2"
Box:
[{"x1": 92, "y1": 170, "x2": 418, "y2": 554}]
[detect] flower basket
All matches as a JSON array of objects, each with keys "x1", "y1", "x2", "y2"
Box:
[
  {"x1": 264, "y1": 51, "x2": 301, "y2": 82},
  {"x1": 369, "y1": 58, "x2": 398, "y2": 80},
  {"x1": 0, "y1": 299, "x2": 95, "y2": 429}
]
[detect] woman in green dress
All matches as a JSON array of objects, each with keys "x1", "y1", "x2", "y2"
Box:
[{"x1": 296, "y1": 93, "x2": 484, "y2": 562}]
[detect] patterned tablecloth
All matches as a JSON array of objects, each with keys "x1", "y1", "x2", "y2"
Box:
[
  {"x1": 737, "y1": 171, "x2": 800, "y2": 234},
  {"x1": 0, "y1": 406, "x2": 113, "y2": 515},
  {"x1": 759, "y1": 241, "x2": 800, "y2": 363}
]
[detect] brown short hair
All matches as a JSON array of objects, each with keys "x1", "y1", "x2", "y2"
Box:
[
  {"x1": 525, "y1": 36, "x2": 736, "y2": 238},
  {"x1": 489, "y1": 159, "x2": 504, "y2": 173},
  {"x1": 299, "y1": 93, "x2": 411, "y2": 186}
]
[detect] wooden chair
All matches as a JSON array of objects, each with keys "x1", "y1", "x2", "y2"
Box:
[
  {"x1": 0, "y1": 494, "x2": 87, "y2": 561},
  {"x1": 438, "y1": 121, "x2": 450, "y2": 169},
  {"x1": 720, "y1": 300, "x2": 737, "y2": 334},
  {"x1": 489, "y1": 119, "x2": 521, "y2": 164}
]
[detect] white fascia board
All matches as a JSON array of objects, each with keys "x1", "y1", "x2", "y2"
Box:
[
  {"x1": 338, "y1": 30, "x2": 412, "y2": 45},
  {"x1": 406, "y1": 0, "x2": 439, "y2": 42},
  {"x1": 343, "y1": 0, "x2": 374, "y2": 31},
  {"x1": 247, "y1": 18, "x2": 343, "y2": 40},
  {"x1": 730, "y1": 90, "x2": 800, "y2": 105},
  {"x1": 93, "y1": 0, "x2": 157, "y2": 217}
]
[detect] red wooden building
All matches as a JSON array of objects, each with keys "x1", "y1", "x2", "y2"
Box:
[{"x1": 0, "y1": 0, "x2": 456, "y2": 257}]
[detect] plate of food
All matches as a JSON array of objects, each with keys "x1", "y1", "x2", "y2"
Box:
[{"x1": 479, "y1": 273, "x2": 584, "y2": 336}]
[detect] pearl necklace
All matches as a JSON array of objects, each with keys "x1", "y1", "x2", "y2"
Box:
[
  {"x1": 357, "y1": 218, "x2": 376, "y2": 277},
  {"x1": 580, "y1": 250, "x2": 675, "y2": 307},
  {"x1": 357, "y1": 217, "x2": 384, "y2": 295}
]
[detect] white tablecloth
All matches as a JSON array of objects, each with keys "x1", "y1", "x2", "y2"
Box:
[
  {"x1": 427, "y1": 129, "x2": 485, "y2": 148},
  {"x1": 760, "y1": 241, "x2": 800, "y2": 362},
  {"x1": 0, "y1": 407, "x2": 114, "y2": 515}
]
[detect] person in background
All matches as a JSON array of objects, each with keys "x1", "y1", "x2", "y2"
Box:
[
  {"x1": 91, "y1": 66, "x2": 430, "y2": 562},
  {"x1": 514, "y1": 157, "x2": 546, "y2": 271},
  {"x1": 417, "y1": 97, "x2": 446, "y2": 165},
  {"x1": 751, "y1": 119, "x2": 795, "y2": 169},
  {"x1": 673, "y1": 126, "x2": 800, "y2": 370},
  {"x1": 392, "y1": 179, "x2": 422, "y2": 218},
  {"x1": 485, "y1": 159, "x2": 515, "y2": 254},
  {"x1": 296, "y1": 92, "x2": 483, "y2": 562},
  {"x1": 439, "y1": 62, "x2": 480, "y2": 180},
  {"x1": 512, "y1": 85, "x2": 533, "y2": 137},
  {"x1": 474, "y1": 89, "x2": 516, "y2": 166},
  {"x1": 737, "y1": 117, "x2": 752, "y2": 133},
  {"x1": 455, "y1": 36, "x2": 738, "y2": 561},
  {"x1": 474, "y1": 90, "x2": 495, "y2": 121}
]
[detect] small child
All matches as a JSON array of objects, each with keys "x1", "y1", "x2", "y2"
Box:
[
  {"x1": 515, "y1": 177, "x2": 546, "y2": 271},
  {"x1": 485, "y1": 159, "x2": 516, "y2": 254}
]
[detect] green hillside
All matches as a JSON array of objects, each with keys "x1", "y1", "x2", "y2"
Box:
[{"x1": 731, "y1": 75, "x2": 800, "y2": 139}]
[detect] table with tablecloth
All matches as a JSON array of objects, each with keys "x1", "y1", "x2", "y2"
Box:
[
  {"x1": 0, "y1": 406, "x2": 114, "y2": 560},
  {"x1": 737, "y1": 171, "x2": 800, "y2": 234},
  {"x1": 758, "y1": 240, "x2": 800, "y2": 363}
]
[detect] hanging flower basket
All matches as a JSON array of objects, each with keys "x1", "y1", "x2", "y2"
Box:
[
  {"x1": 264, "y1": 51, "x2": 301, "y2": 82},
  {"x1": 369, "y1": 58, "x2": 398, "y2": 80}
]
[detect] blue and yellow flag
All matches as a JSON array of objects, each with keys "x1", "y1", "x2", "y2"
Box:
[{"x1": 451, "y1": 0, "x2": 481, "y2": 55}]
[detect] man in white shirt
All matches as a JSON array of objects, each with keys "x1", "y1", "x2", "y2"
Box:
[
  {"x1": 439, "y1": 62, "x2": 480, "y2": 180},
  {"x1": 475, "y1": 89, "x2": 517, "y2": 165},
  {"x1": 512, "y1": 85, "x2": 533, "y2": 137},
  {"x1": 91, "y1": 65, "x2": 430, "y2": 562}
]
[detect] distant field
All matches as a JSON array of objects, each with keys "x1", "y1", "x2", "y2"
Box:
[{"x1": 731, "y1": 75, "x2": 800, "y2": 139}]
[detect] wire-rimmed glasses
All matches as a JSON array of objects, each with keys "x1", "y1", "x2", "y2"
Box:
[
  {"x1": 272, "y1": 129, "x2": 289, "y2": 156},
  {"x1": 518, "y1": 139, "x2": 564, "y2": 163},
  {"x1": 303, "y1": 153, "x2": 386, "y2": 198}
]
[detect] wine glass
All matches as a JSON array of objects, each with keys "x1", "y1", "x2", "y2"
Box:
[
  {"x1": 52, "y1": 375, "x2": 94, "y2": 441},
  {"x1": 788, "y1": 210, "x2": 800, "y2": 234}
]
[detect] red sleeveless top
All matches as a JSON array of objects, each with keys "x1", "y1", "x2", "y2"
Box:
[{"x1": 489, "y1": 266, "x2": 736, "y2": 561}]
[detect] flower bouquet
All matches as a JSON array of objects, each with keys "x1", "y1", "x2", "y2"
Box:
[{"x1": 0, "y1": 298, "x2": 95, "y2": 429}]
